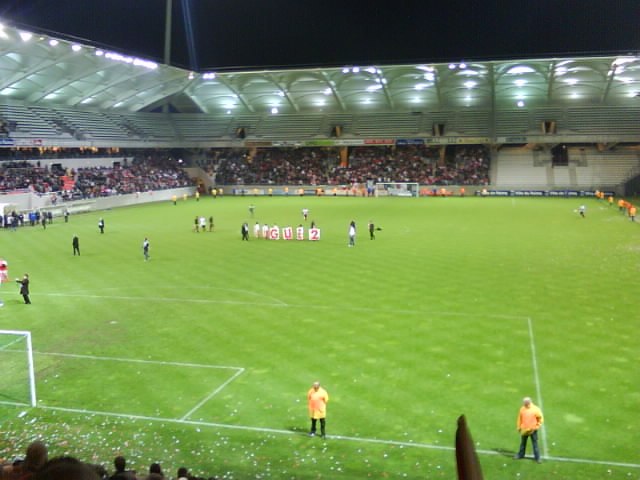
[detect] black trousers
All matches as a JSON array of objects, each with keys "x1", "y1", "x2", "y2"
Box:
[
  {"x1": 310, "y1": 418, "x2": 326, "y2": 435},
  {"x1": 517, "y1": 430, "x2": 540, "y2": 460}
]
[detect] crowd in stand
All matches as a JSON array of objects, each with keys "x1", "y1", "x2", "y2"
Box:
[
  {"x1": 213, "y1": 145, "x2": 491, "y2": 186},
  {"x1": 69, "y1": 156, "x2": 193, "y2": 199},
  {"x1": 0, "y1": 154, "x2": 194, "y2": 198},
  {"x1": 0, "y1": 441, "x2": 217, "y2": 480},
  {"x1": 0, "y1": 146, "x2": 489, "y2": 198}
]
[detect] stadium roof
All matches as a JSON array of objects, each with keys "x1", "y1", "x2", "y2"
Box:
[{"x1": 1, "y1": 22, "x2": 639, "y2": 115}]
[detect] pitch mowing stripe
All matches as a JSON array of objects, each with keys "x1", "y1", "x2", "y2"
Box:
[{"x1": 8, "y1": 405, "x2": 638, "y2": 469}]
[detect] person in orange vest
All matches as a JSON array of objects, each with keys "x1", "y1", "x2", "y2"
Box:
[
  {"x1": 307, "y1": 381, "x2": 329, "y2": 439},
  {"x1": 514, "y1": 397, "x2": 544, "y2": 463},
  {"x1": 628, "y1": 204, "x2": 636, "y2": 222},
  {"x1": 618, "y1": 198, "x2": 625, "y2": 212},
  {"x1": 608, "y1": 195, "x2": 614, "y2": 207},
  {"x1": 460, "y1": 187, "x2": 465, "y2": 197}
]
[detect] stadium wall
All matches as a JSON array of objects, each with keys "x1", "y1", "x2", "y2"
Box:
[{"x1": 2, "y1": 187, "x2": 195, "y2": 215}]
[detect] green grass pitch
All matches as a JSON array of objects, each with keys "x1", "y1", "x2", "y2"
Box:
[{"x1": 0, "y1": 195, "x2": 638, "y2": 479}]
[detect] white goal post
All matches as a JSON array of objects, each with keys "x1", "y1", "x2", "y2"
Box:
[
  {"x1": 0, "y1": 330, "x2": 37, "y2": 407},
  {"x1": 374, "y1": 182, "x2": 420, "y2": 197}
]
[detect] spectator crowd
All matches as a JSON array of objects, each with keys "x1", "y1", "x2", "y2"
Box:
[
  {"x1": 0, "y1": 155, "x2": 195, "y2": 198},
  {"x1": 0, "y1": 441, "x2": 217, "y2": 480},
  {"x1": 213, "y1": 145, "x2": 490, "y2": 186},
  {"x1": 0, "y1": 146, "x2": 490, "y2": 199}
]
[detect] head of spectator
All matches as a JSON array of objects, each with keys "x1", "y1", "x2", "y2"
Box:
[
  {"x1": 177, "y1": 467, "x2": 189, "y2": 480},
  {"x1": 148, "y1": 463, "x2": 163, "y2": 478},
  {"x1": 34, "y1": 456, "x2": 100, "y2": 480}
]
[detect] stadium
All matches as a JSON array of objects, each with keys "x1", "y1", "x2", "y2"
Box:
[{"x1": 0, "y1": 10, "x2": 639, "y2": 480}]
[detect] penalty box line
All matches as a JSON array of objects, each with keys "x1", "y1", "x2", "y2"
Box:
[
  {"x1": 13, "y1": 404, "x2": 639, "y2": 470},
  {"x1": 28, "y1": 314, "x2": 547, "y2": 464},
  {"x1": 33, "y1": 351, "x2": 244, "y2": 420}
]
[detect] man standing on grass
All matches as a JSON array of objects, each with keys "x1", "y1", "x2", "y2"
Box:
[
  {"x1": 308, "y1": 381, "x2": 329, "y2": 438},
  {"x1": 72, "y1": 234, "x2": 80, "y2": 256},
  {"x1": 16, "y1": 273, "x2": 31, "y2": 304},
  {"x1": 514, "y1": 396, "x2": 543, "y2": 463},
  {"x1": 143, "y1": 237, "x2": 150, "y2": 261}
]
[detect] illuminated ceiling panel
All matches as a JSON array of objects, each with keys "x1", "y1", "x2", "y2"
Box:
[{"x1": 0, "y1": 22, "x2": 638, "y2": 113}]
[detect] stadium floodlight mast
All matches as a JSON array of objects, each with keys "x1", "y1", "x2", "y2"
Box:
[{"x1": 0, "y1": 329, "x2": 37, "y2": 407}]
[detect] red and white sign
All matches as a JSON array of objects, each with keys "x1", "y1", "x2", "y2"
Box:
[{"x1": 308, "y1": 228, "x2": 320, "y2": 241}]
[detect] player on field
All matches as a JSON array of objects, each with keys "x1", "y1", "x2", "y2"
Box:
[{"x1": 348, "y1": 221, "x2": 356, "y2": 247}]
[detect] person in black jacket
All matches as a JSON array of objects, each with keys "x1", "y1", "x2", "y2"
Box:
[
  {"x1": 72, "y1": 235, "x2": 80, "y2": 256},
  {"x1": 16, "y1": 273, "x2": 30, "y2": 304}
]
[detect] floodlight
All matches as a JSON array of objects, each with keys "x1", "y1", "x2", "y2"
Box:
[{"x1": 506, "y1": 66, "x2": 535, "y2": 75}]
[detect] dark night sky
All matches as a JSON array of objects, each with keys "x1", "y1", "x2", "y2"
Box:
[{"x1": 2, "y1": 0, "x2": 639, "y2": 70}]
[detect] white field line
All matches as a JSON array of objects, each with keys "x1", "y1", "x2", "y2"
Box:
[
  {"x1": 0, "y1": 336, "x2": 26, "y2": 351},
  {"x1": 13, "y1": 304, "x2": 631, "y2": 469},
  {"x1": 33, "y1": 351, "x2": 244, "y2": 371},
  {"x1": 180, "y1": 367, "x2": 245, "y2": 420},
  {"x1": 526, "y1": 317, "x2": 548, "y2": 459},
  {"x1": 43, "y1": 292, "x2": 529, "y2": 320},
  {"x1": 32, "y1": 351, "x2": 244, "y2": 421},
  {"x1": 6, "y1": 404, "x2": 637, "y2": 469}
]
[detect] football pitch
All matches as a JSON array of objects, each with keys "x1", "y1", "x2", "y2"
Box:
[{"x1": 0, "y1": 195, "x2": 638, "y2": 479}]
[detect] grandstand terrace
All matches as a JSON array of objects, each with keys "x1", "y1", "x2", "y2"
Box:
[{"x1": 0, "y1": 20, "x2": 638, "y2": 196}]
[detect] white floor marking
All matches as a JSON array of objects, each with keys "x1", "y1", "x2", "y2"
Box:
[
  {"x1": 527, "y1": 317, "x2": 548, "y2": 459},
  {"x1": 180, "y1": 367, "x2": 245, "y2": 420},
  {"x1": 43, "y1": 292, "x2": 529, "y2": 320},
  {"x1": 34, "y1": 351, "x2": 244, "y2": 370},
  {"x1": 4, "y1": 404, "x2": 636, "y2": 469},
  {"x1": 5, "y1": 309, "x2": 634, "y2": 470}
]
